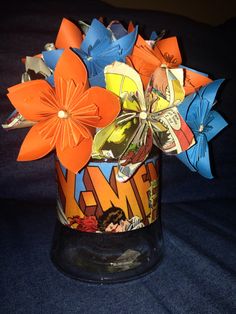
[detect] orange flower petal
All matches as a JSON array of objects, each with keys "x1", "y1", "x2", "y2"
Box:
[
  {"x1": 135, "y1": 38, "x2": 159, "y2": 66},
  {"x1": 7, "y1": 80, "x2": 57, "y2": 121},
  {"x1": 54, "y1": 48, "x2": 89, "y2": 97},
  {"x1": 184, "y1": 68, "x2": 212, "y2": 95},
  {"x1": 55, "y1": 18, "x2": 83, "y2": 49},
  {"x1": 56, "y1": 137, "x2": 92, "y2": 173},
  {"x1": 128, "y1": 21, "x2": 135, "y2": 33},
  {"x1": 154, "y1": 37, "x2": 182, "y2": 66},
  {"x1": 17, "y1": 122, "x2": 54, "y2": 161},
  {"x1": 127, "y1": 55, "x2": 157, "y2": 90},
  {"x1": 135, "y1": 34, "x2": 149, "y2": 48},
  {"x1": 128, "y1": 35, "x2": 161, "y2": 88},
  {"x1": 74, "y1": 87, "x2": 120, "y2": 128}
]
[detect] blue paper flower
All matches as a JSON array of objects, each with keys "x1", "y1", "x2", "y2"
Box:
[
  {"x1": 42, "y1": 18, "x2": 138, "y2": 87},
  {"x1": 177, "y1": 79, "x2": 228, "y2": 178}
]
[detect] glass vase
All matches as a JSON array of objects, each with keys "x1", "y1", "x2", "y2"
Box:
[{"x1": 50, "y1": 150, "x2": 163, "y2": 283}]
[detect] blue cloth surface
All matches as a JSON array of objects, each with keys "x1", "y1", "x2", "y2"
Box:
[
  {"x1": 0, "y1": 199, "x2": 235, "y2": 314},
  {"x1": 0, "y1": 1, "x2": 236, "y2": 313}
]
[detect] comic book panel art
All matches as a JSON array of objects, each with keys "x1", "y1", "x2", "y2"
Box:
[{"x1": 56, "y1": 153, "x2": 160, "y2": 233}]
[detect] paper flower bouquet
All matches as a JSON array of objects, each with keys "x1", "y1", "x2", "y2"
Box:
[{"x1": 3, "y1": 17, "x2": 227, "y2": 235}]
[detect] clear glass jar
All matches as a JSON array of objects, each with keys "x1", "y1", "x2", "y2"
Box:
[{"x1": 50, "y1": 150, "x2": 163, "y2": 283}]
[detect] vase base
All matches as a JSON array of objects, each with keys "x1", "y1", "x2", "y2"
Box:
[{"x1": 50, "y1": 219, "x2": 163, "y2": 283}]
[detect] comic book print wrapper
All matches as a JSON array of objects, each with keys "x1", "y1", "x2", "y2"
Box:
[{"x1": 56, "y1": 151, "x2": 160, "y2": 233}]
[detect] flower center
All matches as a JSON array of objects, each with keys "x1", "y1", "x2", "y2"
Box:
[
  {"x1": 199, "y1": 124, "x2": 204, "y2": 132},
  {"x1": 58, "y1": 110, "x2": 69, "y2": 119},
  {"x1": 139, "y1": 111, "x2": 147, "y2": 120},
  {"x1": 44, "y1": 43, "x2": 55, "y2": 51}
]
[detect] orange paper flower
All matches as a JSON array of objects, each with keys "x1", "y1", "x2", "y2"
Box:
[
  {"x1": 127, "y1": 35, "x2": 212, "y2": 94},
  {"x1": 7, "y1": 48, "x2": 120, "y2": 173}
]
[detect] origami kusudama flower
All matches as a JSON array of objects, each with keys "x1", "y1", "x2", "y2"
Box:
[
  {"x1": 93, "y1": 61, "x2": 194, "y2": 182},
  {"x1": 127, "y1": 34, "x2": 212, "y2": 95},
  {"x1": 7, "y1": 48, "x2": 120, "y2": 173},
  {"x1": 43, "y1": 18, "x2": 138, "y2": 87},
  {"x1": 177, "y1": 79, "x2": 227, "y2": 178}
]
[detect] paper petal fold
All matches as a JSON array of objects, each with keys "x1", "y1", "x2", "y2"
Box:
[
  {"x1": 110, "y1": 26, "x2": 138, "y2": 58},
  {"x1": 7, "y1": 80, "x2": 56, "y2": 121},
  {"x1": 153, "y1": 36, "x2": 182, "y2": 66},
  {"x1": 117, "y1": 127, "x2": 153, "y2": 182},
  {"x1": 17, "y1": 122, "x2": 54, "y2": 161},
  {"x1": 105, "y1": 61, "x2": 145, "y2": 111},
  {"x1": 42, "y1": 49, "x2": 64, "y2": 71},
  {"x1": 151, "y1": 107, "x2": 194, "y2": 154},
  {"x1": 178, "y1": 136, "x2": 213, "y2": 178},
  {"x1": 56, "y1": 137, "x2": 92, "y2": 173},
  {"x1": 108, "y1": 21, "x2": 128, "y2": 39},
  {"x1": 77, "y1": 87, "x2": 120, "y2": 128},
  {"x1": 80, "y1": 18, "x2": 112, "y2": 53},
  {"x1": 55, "y1": 18, "x2": 83, "y2": 49},
  {"x1": 25, "y1": 56, "x2": 51, "y2": 78},
  {"x1": 54, "y1": 48, "x2": 88, "y2": 93},
  {"x1": 206, "y1": 110, "x2": 228, "y2": 141},
  {"x1": 92, "y1": 117, "x2": 139, "y2": 159},
  {"x1": 180, "y1": 65, "x2": 212, "y2": 95}
]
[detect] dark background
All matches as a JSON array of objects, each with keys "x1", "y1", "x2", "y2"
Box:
[
  {"x1": 103, "y1": 0, "x2": 236, "y2": 25},
  {"x1": 0, "y1": 1, "x2": 236, "y2": 313}
]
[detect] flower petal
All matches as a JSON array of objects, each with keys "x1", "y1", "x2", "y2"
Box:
[
  {"x1": 199, "y1": 79, "x2": 224, "y2": 108},
  {"x1": 127, "y1": 35, "x2": 161, "y2": 88},
  {"x1": 117, "y1": 127, "x2": 153, "y2": 182},
  {"x1": 105, "y1": 61, "x2": 145, "y2": 111},
  {"x1": 154, "y1": 37, "x2": 182, "y2": 66},
  {"x1": 75, "y1": 86, "x2": 120, "y2": 128},
  {"x1": 205, "y1": 110, "x2": 227, "y2": 142},
  {"x1": 17, "y1": 121, "x2": 54, "y2": 161},
  {"x1": 55, "y1": 18, "x2": 83, "y2": 49},
  {"x1": 80, "y1": 18, "x2": 111, "y2": 53},
  {"x1": 107, "y1": 20, "x2": 128, "y2": 39},
  {"x1": 178, "y1": 137, "x2": 213, "y2": 178},
  {"x1": 56, "y1": 137, "x2": 92, "y2": 173},
  {"x1": 183, "y1": 66, "x2": 212, "y2": 95},
  {"x1": 92, "y1": 117, "x2": 139, "y2": 159},
  {"x1": 88, "y1": 70, "x2": 106, "y2": 87},
  {"x1": 54, "y1": 48, "x2": 88, "y2": 97},
  {"x1": 25, "y1": 56, "x2": 51, "y2": 78},
  {"x1": 42, "y1": 49, "x2": 64, "y2": 71},
  {"x1": 193, "y1": 143, "x2": 213, "y2": 178},
  {"x1": 110, "y1": 25, "x2": 138, "y2": 57},
  {"x1": 7, "y1": 80, "x2": 56, "y2": 121},
  {"x1": 151, "y1": 107, "x2": 194, "y2": 154}
]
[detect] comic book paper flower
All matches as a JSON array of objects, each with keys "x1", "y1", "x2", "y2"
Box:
[
  {"x1": 7, "y1": 48, "x2": 120, "y2": 173},
  {"x1": 93, "y1": 61, "x2": 194, "y2": 182},
  {"x1": 177, "y1": 79, "x2": 227, "y2": 178},
  {"x1": 127, "y1": 34, "x2": 212, "y2": 95},
  {"x1": 43, "y1": 18, "x2": 138, "y2": 87}
]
